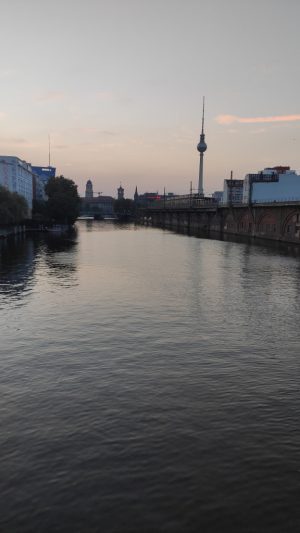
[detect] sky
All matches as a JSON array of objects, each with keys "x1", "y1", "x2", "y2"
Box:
[{"x1": 1, "y1": 0, "x2": 300, "y2": 197}]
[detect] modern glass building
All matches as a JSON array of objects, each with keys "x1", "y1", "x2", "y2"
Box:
[{"x1": 31, "y1": 166, "x2": 56, "y2": 201}]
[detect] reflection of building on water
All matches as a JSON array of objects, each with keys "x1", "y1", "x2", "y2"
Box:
[
  {"x1": 0, "y1": 237, "x2": 36, "y2": 300},
  {"x1": 0, "y1": 234, "x2": 79, "y2": 301},
  {"x1": 43, "y1": 234, "x2": 79, "y2": 287}
]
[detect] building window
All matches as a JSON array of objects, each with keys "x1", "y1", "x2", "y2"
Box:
[{"x1": 287, "y1": 225, "x2": 291, "y2": 233}]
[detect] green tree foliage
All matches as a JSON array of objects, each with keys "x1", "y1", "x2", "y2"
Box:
[
  {"x1": 0, "y1": 185, "x2": 28, "y2": 225},
  {"x1": 45, "y1": 175, "x2": 80, "y2": 224},
  {"x1": 32, "y1": 199, "x2": 48, "y2": 221}
]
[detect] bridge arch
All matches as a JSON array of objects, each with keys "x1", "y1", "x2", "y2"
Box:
[
  {"x1": 236, "y1": 209, "x2": 255, "y2": 234},
  {"x1": 223, "y1": 211, "x2": 237, "y2": 232},
  {"x1": 257, "y1": 211, "x2": 278, "y2": 237},
  {"x1": 281, "y1": 210, "x2": 300, "y2": 240}
]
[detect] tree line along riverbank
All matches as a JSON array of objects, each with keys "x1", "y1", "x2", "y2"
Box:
[{"x1": 0, "y1": 176, "x2": 81, "y2": 239}]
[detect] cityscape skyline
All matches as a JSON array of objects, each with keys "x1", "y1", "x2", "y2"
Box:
[{"x1": 1, "y1": 0, "x2": 300, "y2": 196}]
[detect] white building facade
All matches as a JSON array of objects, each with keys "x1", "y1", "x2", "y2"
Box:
[
  {"x1": 242, "y1": 166, "x2": 300, "y2": 204},
  {"x1": 0, "y1": 156, "x2": 33, "y2": 212},
  {"x1": 252, "y1": 170, "x2": 300, "y2": 203}
]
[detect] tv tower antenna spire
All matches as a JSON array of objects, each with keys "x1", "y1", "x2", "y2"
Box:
[
  {"x1": 197, "y1": 96, "x2": 207, "y2": 197},
  {"x1": 48, "y1": 134, "x2": 51, "y2": 167}
]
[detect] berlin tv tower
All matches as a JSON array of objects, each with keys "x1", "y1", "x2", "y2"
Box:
[{"x1": 197, "y1": 97, "x2": 207, "y2": 196}]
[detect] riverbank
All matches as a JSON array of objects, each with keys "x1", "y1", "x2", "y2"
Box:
[{"x1": 0, "y1": 222, "x2": 76, "y2": 241}]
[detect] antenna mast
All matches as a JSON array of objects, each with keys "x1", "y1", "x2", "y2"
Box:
[{"x1": 201, "y1": 96, "x2": 205, "y2": 134}]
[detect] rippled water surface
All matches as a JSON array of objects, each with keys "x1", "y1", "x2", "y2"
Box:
[{"x1": 0, "y1": 222, "x2": 299, "y2": 532}]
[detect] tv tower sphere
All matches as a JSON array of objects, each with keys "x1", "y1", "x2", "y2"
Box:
[{"x1": 197, "y1": 137, "x2": 207, "y2": 153}]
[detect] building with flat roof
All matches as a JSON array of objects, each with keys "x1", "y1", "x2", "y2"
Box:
[
  {"x1": 212, "y1": 191, "x2": 223, "y2": 203},
  {"x1": 134, "y1": 191, "x2": 161, "y2": 207},
  {"x1": 223, "y1": 179, "x2": 244, "y2": 204},
  {"x1": 31, "y1": 165, "x2": 56, "y2": 181},
  {"x1": 242, "y1": 166, "x2": 300, "y2": 204},
  {"x1": 31, "y1": 165, "x2": 56, "y2": 201},
  {"x1": 0, "y1": 156, "x2": 34, "y2": 213}
]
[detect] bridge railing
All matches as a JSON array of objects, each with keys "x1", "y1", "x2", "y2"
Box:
[
  {"x1": 219, "y1": 198, "x2": 300, "y2": 206},
  {"x1": 252, "y1": 197, "x2": 300, "y2": 204}
]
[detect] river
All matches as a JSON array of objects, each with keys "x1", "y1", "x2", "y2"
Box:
[{"x1": 0, "y1": 221, "x2": 299, "y2": 532}]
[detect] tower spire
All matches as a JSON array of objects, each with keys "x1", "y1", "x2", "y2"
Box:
[
  {"x1": 197, "y1": 96, "x2": 207, "y2": 197},
  {"x1": 134, "y1": 186, "x2": 139, "y2": 203},
  {"x1": 201, "y1": 96, "x2": 205, "y2": 135}
]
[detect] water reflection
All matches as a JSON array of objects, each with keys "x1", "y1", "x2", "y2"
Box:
[
  {"x1": 0, "y1": 236, "x2": 35, "y2": 302},
  {"x1": 1, "y1": 223, "x2": 300, "y2": 533},
  {"x1": 217, "y1": 231, "x2": 300, "y2": 257},
  {"x1": 77, "y1": 219, "x2": 135, "y2": 233},
  {"x1": 42, "y1": 233, "x2": 78, "y2": 288},
  {"x1": 0, "y1": 231, "x2": 79, "y2": 304}
]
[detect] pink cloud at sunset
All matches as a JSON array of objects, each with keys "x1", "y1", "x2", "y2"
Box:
[{"x1": 216, "y1": 114, "x2": 300, "y2": 125}]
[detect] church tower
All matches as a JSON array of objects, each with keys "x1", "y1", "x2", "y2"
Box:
[
  {"x1": 134, "y1": 186, "x2": 139, "y2": 202},
  {"x1": 117, "y1": 184, "x2": 124, "y2": 200},
  {"x1": 85, "y1": 179, "x2": 93, "y2": 199}
]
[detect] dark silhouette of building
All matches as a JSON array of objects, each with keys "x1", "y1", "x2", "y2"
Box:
[
  {"x1": 81, "y1": 179, "x2": 114, "y2": 217},
  {"x1": 117, "y1": 184, "x2": 124, "y2": 200}
]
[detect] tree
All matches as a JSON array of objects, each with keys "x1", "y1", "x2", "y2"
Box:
[
  {"x1": 32, "y1": 199, "x2": 48, "y2": 221},
  {"x1": 45, "y1": 175, "x2": 80, "y2": 224},
  {"x1": 0, "y1": 186, "x2": 28, "y2": 225}
]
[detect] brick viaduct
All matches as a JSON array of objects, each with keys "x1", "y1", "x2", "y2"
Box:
[{"x1": 139, "y1": 202, "x2": 300, "y2": 244}]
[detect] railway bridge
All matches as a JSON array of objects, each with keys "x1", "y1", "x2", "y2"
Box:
[{"x1": 138, "y1": 196, "x2": 300, "y2": 244}]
